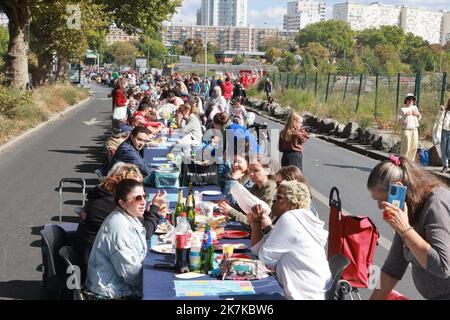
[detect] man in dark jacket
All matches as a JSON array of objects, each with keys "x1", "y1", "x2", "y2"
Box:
[{"x1": 103, "y1": 126, "x2": 153, "y2": 176}]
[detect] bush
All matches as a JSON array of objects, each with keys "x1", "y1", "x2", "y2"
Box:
[{"x1": 0, "y1": 85, "x2": 34, "y2": 118}]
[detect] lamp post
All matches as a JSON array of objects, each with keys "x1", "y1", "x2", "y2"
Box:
[{"x1": 204, "y1": 0, "x2": 209, "y2": 79}]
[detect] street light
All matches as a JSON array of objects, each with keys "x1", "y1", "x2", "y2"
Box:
[{"x1": 204, "y1": 0, "x2": 209, "y2": 79}]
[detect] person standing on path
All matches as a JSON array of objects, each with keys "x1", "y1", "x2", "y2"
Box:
[
  {"x1": 279, "y1": 112, "x2": 309, "y2": 172},
  {"x1": 399, "y1": 93, "x2": 422, "y2": 161},
  {"x1": 439, "y1": 99, "x2": 450, "y2": 173}
]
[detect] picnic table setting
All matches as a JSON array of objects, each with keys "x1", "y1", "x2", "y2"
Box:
[{"x1": 142, "y1": 128, "x2": 285, "y2": 300}]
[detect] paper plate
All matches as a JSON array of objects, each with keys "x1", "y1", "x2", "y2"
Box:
[
  {"x1": 151, "y1": 244, "x2": 175, "y2": 254},
  {"x1": 223, "y1": 230, "x2": 250, "y2": 239},
  {"x1": 214, "y1": 243, "x2": 248, "y2": 251},
  {"x1": 155, "y1": 223, "x2": 170, "y2": 234},
  {"x1": 202, "y1": 190, "x2": 222, "y2": 196}
]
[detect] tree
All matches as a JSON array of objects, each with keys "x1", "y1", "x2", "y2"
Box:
[
  {"x1": 137, "y1": 31, "x2": 167, "y2": 69},
  {"x1": 0, "y1": 0, "x2": 32, "y2": 88},
  {"x1": 296, "y1": 20, "x2": 355, "y2": 62},
  {"x1": 278, "y1": 52, "x2": 297, "y2": 72},
  {"x1": 265, "y1": 47, "x2": 282, "y2": 64},
  {"x1": 1, "y1": 0, "x2": 181, "y2": 88},
  {"x1": 232, "y1": 54, "x2": 244, "y2": 65},
  {"x1": 357, "y1": 26, "x2": 405, "y2": 53},
  {"x1": 0, "y1": 26, "x2": 8, "y2": 69},
  {"x1": 300, "y1": 42, "x2": 330, "y2": 73},
  {"x1": 110, "y1": 41, "x2": 139, "y2": 66},
  {"x1": 183, "y1": 38, "x2": 203, "y2": 62},
  {"x1": 373, "y1": 43, "x2": 401, "y2": 75}
]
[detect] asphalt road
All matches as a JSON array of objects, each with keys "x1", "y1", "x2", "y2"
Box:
[{"x1": 0, "y1": 84, "x2": 422, "y2": 300}]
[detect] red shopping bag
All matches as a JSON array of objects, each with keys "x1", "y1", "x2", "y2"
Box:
[{"x1": 328, "y1": 187, "x2": 379, "y2": 288}]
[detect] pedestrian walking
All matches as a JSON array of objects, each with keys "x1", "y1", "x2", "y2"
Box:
[{"x1": 399, "y1": 93, "x2": 421, "y2": 162}]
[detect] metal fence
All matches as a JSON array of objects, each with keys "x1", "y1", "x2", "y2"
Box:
[{"x1": 268, "y1": 71, "x2": 449, "y2": 135}]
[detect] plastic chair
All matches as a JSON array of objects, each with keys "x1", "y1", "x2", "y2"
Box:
[
  {"x1": 326, "y1": 254, "x2": 351, "y2": 300},
  {"x1": 59, "y1": 245, "x2": 85, "y2": 300},
  {"x1": 40, "y1": 225, "x2": 70, "y2": 299}
]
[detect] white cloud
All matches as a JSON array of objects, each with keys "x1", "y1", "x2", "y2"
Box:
[{"x1": 248, "y1": 6, "x2": 286, "y2": 28}]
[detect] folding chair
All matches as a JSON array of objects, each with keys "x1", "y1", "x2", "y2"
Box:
[
  {"x1": 58, "y1": 178, "x2": 86, "y2": 222},
  {"x1": 40, "y1": 225, "x2": 70, "y2": 299},
  {"x1": 59, "y1": 245, "x2": 86, "y2": 300}
]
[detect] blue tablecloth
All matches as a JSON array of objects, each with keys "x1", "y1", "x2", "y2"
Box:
[{"x1": 141, "y1": 130, "x2": 285, "y2": 300}]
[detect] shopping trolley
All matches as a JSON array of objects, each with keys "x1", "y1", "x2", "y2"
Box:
[
  {"x1": 327, "y1": 187, "x2": 380, "y2": 300},
  {"x1": 58, "y1": 178, "x2": 86, "y2": 222}
]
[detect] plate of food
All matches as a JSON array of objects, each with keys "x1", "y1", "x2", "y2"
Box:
[
  {"x1": 151, "y1": 244, "x2": 175, "y2": 254},
  {"x1": 156, "y1": 163, "x2": 175, "y2": 172},
  {"x1": 214, "y1": 243, "x2": 248, "y2": 252},
  {"x1": 223, "y1": 230, "x2": 250, "y2": 239},
  {"x1": 155, "y1": 222, "x2": 170, "y2": 234}
]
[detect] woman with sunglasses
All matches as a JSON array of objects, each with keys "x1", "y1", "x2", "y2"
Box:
[{"x1": 86, "y1": 179, "x2": 151, "y2": 300}]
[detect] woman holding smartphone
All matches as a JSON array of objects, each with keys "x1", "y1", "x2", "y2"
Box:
[{"x1": 367, "y1": 155, "x2": 450, "y2": 300}]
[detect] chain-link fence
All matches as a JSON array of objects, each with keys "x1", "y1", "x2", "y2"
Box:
[{"x1": 266, "y1": 71, "x2": 449, "y2": 138}]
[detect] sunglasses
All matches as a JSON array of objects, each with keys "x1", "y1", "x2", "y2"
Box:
[{"x1": 129, "y1": 194, "x2": 147, "y2": 202}]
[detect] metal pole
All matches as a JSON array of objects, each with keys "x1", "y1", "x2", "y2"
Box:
[
  {"x1": 286, "y1": 73, "x2": 290, "y2": 89},
  {"x1": 356, "y1": 73, "x2": 363, "y2": 112},
  {"x1": 374, "y1": 73, "x2": 379, "y2": 117},
  {"x1": 416, "y1": 72, "x2": 421, "y2": 109},
  {"x1": 303, "y1": 70, "x2": 307, "y2": 89},
  {"x1": 396, "y1": 73, "x2": 401, "y2": 123},
  {"x1": 440, "y1": 72, "x2": 447, "y2": 106},
  {"x1": 325, "y1": 73, "x2": 331, "y2": 102},
  {"x1": 295, "y1": 74, "x2": 298, "y2": 88},
  {"x1": 204, "y1": 2, "x2": 209, "y2": 79},
  {"x1": 343, "y1": 74, "x2": 349, "y2": 102},
  {"x1": 314, "y1": 71, "x2": 318, "y2": 98}
]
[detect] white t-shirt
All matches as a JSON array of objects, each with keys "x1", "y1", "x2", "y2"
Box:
[
  {"x1": 252, "y1": 209, "x2": 332, "y2": 300},
  {"x1": 399, "y1": 105, "x2": 421, "y2": 130}
]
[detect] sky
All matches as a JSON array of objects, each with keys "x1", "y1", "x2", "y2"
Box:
[{"x1": 171, "y1": 0, "x2": 450, "y2": 29}]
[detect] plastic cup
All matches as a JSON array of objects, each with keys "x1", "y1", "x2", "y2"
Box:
[{"x1": 222, "y1": 244, "x2": 234, "y2": 259}]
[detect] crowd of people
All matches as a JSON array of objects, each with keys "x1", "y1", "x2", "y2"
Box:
[{"x1": 69, "y1": 67, "x2": 449, "y2": 301}]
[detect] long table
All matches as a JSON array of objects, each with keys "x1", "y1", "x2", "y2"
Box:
[{"x1": 142, "y1": 130, "x2": 285, "y2": 300}]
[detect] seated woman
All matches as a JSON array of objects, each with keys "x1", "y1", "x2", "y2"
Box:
[
  {"x1": 218, "y1": 154, "x2": 278, "y2": 226},
  {"x1": 75, "y1": 163, "x2": 166, "y2": 278},
  {"x1": 221, "y1": 153, "x2": 254, "y2": 207},
  {"x1": 250, "y1": 180, "x2": 332, "y2": 300},
  {"x1": 85, "y1": 179, "x2": 152, "y2": 299},
  {"x1": 176, "y1": 104, "x2": 203, "y2": 145},
  {"x1": 367, "y1": 156, "x2": 450, "y2": 300}
]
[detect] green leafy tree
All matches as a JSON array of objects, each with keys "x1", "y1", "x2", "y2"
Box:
[
  {"x1": 110, "y1": 41, "x2": 139, "y2": 66},
  {"x1": 183, "y1": 38, "x2": 203, "y2": 62},
  {"x1": 0, "y1": 26, "x2": 8, "y2": 69},
  {"x1": 278, "y1": 52, "x2": 297, "y2": 72},
  {"x1": 300, "y1": 42, "x2": 330, "y2": 73},
  {"x1": 137, "y1": 31, "x2": 167, "y2": 69},
  {"x1": 296, "y1": 20, "x2": 355, "y2": 62},
  {"x1": 265, "y1": 47, "x2": 282, "y2": 64},
  {"x1": 373, "y1": 43, "x2": 401, "y2": 75},
  {"x1": 232, "y1": 54, "x2": 244, "y2": 65}
]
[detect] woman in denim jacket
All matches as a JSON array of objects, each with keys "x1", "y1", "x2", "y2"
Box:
[{"x1": 85, "y1": 179, "x2": 157, "y2": 299}]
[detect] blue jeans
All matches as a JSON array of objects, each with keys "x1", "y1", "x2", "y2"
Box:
[{"x1": 441, "y1": 129, "x2": 450, "y2": 167}]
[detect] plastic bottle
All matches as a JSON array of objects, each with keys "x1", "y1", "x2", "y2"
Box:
[
  {"x1": 175, "y1": 212, "x2": 192, "y2": 274},
  {"x1": 189, "y1": 232, "x2": 202, "y2": 271},
  {"x1": 200, "y1": 224, "x2": 215, "y2": 274},
  {"x1": 194, "y1": 191, "x2": 201, "y2": 212}
]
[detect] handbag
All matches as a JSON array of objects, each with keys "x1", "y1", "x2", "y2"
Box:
[
  {"x1": 180, "y1": 162, "x2": 218, "y2": 186},
  {"x1": 327, "y1": 187, "x2": 379, "y2": 288}
]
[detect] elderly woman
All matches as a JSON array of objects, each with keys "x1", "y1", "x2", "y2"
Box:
[
  {"x1": 176, "y1": 104, "x2": 203, "y2": 145},
  {"x1": 367, "y1": 156, "x2": 450, "y2": 300},
  {"x1": 86, "y1": 179, "x2": 150, "y2": 299},
  {"x1": 250, "y1": 180, "x2": 332, "y2": 300},
  {"x1": 75, "y1": 162, "x2": 166, "y2": 279},
  {"x1": 205, "y1": 86, "x2": 227, "y2": 122}
]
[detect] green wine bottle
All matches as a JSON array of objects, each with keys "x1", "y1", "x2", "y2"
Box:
[
  {"x1": 174, "y1": 188, "x2": 184, "y2": 227},
  {"x1": 186, "y1": 194, "x2": 196, "y2": 231}
]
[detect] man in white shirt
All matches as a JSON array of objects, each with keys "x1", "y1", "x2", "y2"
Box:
[
  {"x1": 399, "y1": 93, "x2": 422, "y2": 161},
  {"x1": 250, "y1": 180, "x2": 332, "y2": 300}
]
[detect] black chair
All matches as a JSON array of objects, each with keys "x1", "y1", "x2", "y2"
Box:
[
  {"x1": 326, "y1": 254, "x2": 351, "y2": 300},
  {"x1": 59, "y1": 245, "x2": 85, "y2": 300},
  {"x1": 40, "y1": 225, "x2": 70, "y2": 299}
]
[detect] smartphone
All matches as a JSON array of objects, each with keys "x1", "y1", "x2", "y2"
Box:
[{"x1": 388, "y1": 184, "x2": 407, "y2": 210}]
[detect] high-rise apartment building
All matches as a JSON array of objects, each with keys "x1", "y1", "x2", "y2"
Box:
[
  {"x1": 0, "y1": 13, "x2": 8, "y2": 27},
  {"x1": 333, "y1": 1, "x2": 450, "y2": 45},
  {"x1": 198, "y1": 0, "x2": 248, "y2": 27},
  {"x1": 283, "y1": 0, "x2": 326, "y2": 31}
]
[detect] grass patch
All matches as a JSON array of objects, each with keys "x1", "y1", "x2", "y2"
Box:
[{"x1": 0, "y1": 83, "x2": 90, "y2": 145}]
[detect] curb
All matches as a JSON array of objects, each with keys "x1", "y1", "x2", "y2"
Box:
[
  {"x1": 0, "y1": 94, "x2": 92, "y2": 154},
  {"x1": 245, "y1": 104, "x2": 450, "y2": 185}
]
